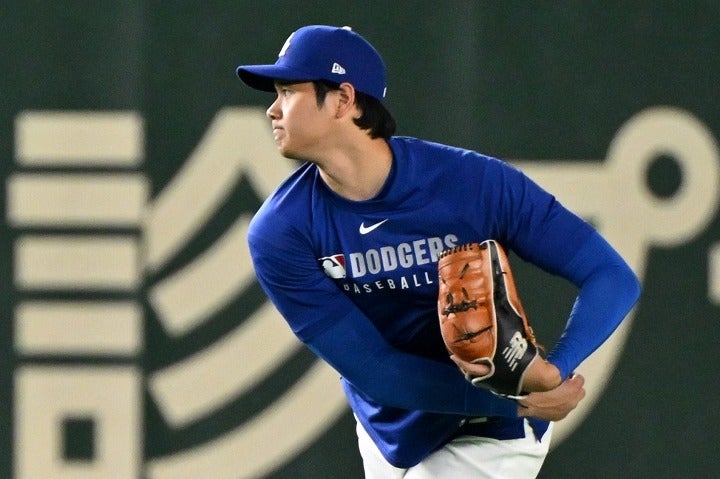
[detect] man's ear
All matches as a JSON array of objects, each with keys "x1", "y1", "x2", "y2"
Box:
[{"x1": 334, "y1": 82, "x2": 357, "y2": 118}]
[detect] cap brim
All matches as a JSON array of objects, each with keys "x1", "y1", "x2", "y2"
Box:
[{"x1": 236, "y1": 64, "x2": 317, "y2": 92}]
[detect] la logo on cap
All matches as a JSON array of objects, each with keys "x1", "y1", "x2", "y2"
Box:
[{"x1": 278, "y1": 32, "x2": 294, "y2": 57}]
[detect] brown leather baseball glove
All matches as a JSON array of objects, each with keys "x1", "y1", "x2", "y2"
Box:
[{"x1": 437, "y1": 240, "x2": 541, "y2": 397}]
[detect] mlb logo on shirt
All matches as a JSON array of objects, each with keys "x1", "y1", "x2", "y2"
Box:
[{"x1": 319, "y1": 254, "x2": 347, "y2": 279}]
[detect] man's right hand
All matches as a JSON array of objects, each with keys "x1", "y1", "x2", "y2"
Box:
[{"x1": 517, "y1": 373, "x2": 586, "y2": 421}]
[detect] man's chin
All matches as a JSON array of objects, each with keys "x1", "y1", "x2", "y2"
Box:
[{"x1": 277, "y1": 146, "x2": 308, "y2": 163}]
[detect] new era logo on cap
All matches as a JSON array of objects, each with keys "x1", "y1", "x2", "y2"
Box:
[{"x1": 236, "y1": 25, "x2": 387, "y2": 101}]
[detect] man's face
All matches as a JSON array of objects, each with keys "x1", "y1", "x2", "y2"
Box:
[{"x1": 266, "y1": 81, "x2": 335, "y2": 161}]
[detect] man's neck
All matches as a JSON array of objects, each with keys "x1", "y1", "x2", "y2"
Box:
[{"x1": 317, "y1": 137, "x2": 393, "y2": 201}]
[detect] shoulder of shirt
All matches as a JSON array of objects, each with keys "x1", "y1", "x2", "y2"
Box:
[
  {"x1": 389, "y1": 136, "x2": 507, "y2": 170},
  {"x1": 257, "y1": 162, "x2": 316, "y2": 207},
  {"x1": 249, "y1": 162, "x2": 315, "y2": 239}
]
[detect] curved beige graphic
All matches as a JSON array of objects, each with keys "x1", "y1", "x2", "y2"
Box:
[
  {"x1": 148, "y1": 214, "x2": 256, "y2": 336},
  {"x1": 148, "y1": 301, "x2": 303, "y2": 428},
  {"x1": 144, "y1": 108, "x2": 291, "y2": 272}
]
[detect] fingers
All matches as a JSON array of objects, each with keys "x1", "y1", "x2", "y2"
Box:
[
  {"x1": 565, "y1": 373, "x2": 586, "y2": 397},
  {"x1": 573, "y1": 374, "x2": 587, "y2": 401},
  {"x1": 556, "y1": 373, "x2": 586, "y2": 404},
  {"x1": 515, "y1": 372, "x2": 587, "y2": 421}
]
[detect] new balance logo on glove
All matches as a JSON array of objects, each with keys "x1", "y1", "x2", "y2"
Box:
[{"x1": 502, "y1": 331, "x2": 529, "y2": 371}]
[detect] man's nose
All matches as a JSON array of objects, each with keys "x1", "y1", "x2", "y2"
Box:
[{"x1": 266, "y1": 97, "x2": 280, "y2": 119}]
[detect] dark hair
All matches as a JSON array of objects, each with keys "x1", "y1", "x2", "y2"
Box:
[{"x1": 313, "y1": 80, "x2": 396, "y2": 139}]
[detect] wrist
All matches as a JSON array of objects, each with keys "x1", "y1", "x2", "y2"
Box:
[{"x1": 522, "y1": 359, "x2": 561, "y2": 392}]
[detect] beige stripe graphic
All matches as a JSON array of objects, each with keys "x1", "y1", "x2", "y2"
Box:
[
  {"x1": 15, "y1": 235, "x2": 141, "y2": 290},
  {"x1": 15, "y1": 111, "x2": 143, "y2": 166},
  {"x1": 15, "y1": 301, "x2": 142, "y2": 355},
  {"x1": 7, "y1": 173, "x2": 148, "y2": 227}
]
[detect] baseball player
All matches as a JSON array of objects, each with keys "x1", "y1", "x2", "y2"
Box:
[{"x1": 236, "y1": 25, "x2": 640, "y2": 478}]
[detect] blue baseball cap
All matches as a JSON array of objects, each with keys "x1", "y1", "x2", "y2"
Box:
[{"x1": 236, "y1": 25, "x2": 387, "y2": 101}]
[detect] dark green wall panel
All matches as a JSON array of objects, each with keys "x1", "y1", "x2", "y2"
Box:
[{"x1": 1, "y1": 2, "x2": 718, "y2": 478}]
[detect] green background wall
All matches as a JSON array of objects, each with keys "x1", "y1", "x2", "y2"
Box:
[{"x1": 1, "y1": 2, "x2": 719, "y2": 478}]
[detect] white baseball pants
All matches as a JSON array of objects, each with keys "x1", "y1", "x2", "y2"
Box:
[{"x1": 356, "y1": 419, "x2": 552, "y2": 479}]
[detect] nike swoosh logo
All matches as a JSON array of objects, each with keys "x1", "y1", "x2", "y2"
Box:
[{"x1": 359, "y1": 219, "x2": 389, "y2": 235}]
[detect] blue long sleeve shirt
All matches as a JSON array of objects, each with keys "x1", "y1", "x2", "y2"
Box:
[{"x1": 248, "y1": 136, "x2": 641, "y2": 467}]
